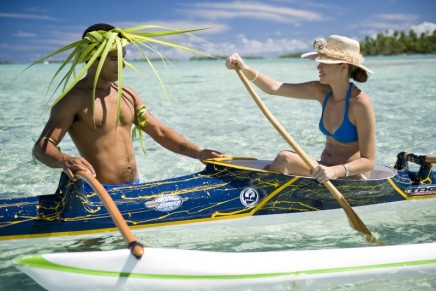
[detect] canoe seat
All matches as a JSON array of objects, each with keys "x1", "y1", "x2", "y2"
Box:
[
  {"x1": 226, "y1": 159, "x2": 397, "y2": 180},
  {"x1": 369, "y1": 165, "x2": 397, "y2": 179}
]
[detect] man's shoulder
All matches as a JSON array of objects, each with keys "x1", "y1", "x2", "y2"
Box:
[
  {"x1": 118, "y1": 84, "x2": 137, "y2": 96},
  {"x1": 59, "y1": 87, "x2": 83, "y2": 102},
  {"x1": 116, "y1": 84, "x2": 143, "y2": 105},
  {"x1": 51, "y1": 85, "x2": 87, "y2": 112}
]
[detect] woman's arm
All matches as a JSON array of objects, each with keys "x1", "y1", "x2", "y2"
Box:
[{"x1": 226, "y1": 53, "x2": 327, "y2": 102}]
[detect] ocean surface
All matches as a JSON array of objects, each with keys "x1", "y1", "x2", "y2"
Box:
[{"x1": 0, "y1": 55, "x2": 435, "y2": 290}]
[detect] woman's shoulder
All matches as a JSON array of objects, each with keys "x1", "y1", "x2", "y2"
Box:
[
  {"x1": 351, "y1": 87, "x2": 371, "y2": 103},
  {"x1": 350, "y1": 88, "x2": 374, "y2": 114},
  {"x1": 310, "y1": 81, "x2": 331, "y2": 101},
  {"x1": 285, "y1": 81, "x2": 330, "y2": 102}
]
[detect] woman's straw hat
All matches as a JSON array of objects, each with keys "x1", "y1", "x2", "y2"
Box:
[{"x1": 301, "y1": 35, "x2": 373, "y2": 74}]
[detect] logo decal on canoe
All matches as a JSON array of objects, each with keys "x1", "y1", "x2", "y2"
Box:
[
  {"x1": 145, "y1": 195, "x2": 187, "y2": 212},
  {"x1": 405, "y1": 185, "x2": 436, "y2": 196},
  {"x1": 240, "y1": 187, "x2": 260, "y2": 207}
]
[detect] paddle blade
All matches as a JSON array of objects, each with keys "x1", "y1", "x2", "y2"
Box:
[{"x1": 341, "y1": 200, "x2": 384, "y2": 245}]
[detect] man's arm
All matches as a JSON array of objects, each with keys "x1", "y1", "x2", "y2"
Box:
[
  {"x1": 141, "y1": 111, "x2": 224, "y2": 160},
  {"x1": 128, "y1": 87, "x2": 226, "y2": 162},
  {"x1": 33, "y1": 101, "x2": 95, "y2": 180}
]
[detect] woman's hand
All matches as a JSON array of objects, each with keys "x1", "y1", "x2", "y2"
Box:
[
  {"x1": 312, "y1": 164, "x2": 338, "y2": 183},
  {"x1": 225, "y1": 53, "x2": 247, "y2": 70}
]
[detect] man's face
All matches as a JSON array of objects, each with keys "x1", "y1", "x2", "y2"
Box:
[{"x1": 99, "y1": 48, "x2": 126, "y2": 81}]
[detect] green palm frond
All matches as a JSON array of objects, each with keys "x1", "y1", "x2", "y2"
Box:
[
  {"x1": 27, "y1": 24, "x2": 215, "y2": 155},
  {"x1": 132, "y1": 105, "x2": 150, "y2": 156}
]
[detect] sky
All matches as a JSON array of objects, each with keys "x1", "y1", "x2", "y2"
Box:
[{"x1": 1, "y1": 0, "x2": 436, "y2": 63}]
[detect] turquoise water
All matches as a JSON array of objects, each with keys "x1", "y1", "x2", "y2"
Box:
[{"x1": 0, "y1": 55, "x2": 435, "y2": 290}]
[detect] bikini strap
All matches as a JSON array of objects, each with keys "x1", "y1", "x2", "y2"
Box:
[
  {"x1": 344, "y1": 82, "x2": 354, "y2": 113},
  {"x1": 322, "y1": 90, "x2": 332, "y2": 109}
]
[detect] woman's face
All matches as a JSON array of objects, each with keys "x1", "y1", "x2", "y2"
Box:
[{"x1": 317, "y1": 62, "x2": 346, "y2": 84}]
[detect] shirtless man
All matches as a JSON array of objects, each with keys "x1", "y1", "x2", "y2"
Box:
[
  {"x1": 33, "y1": 23, "x2": 224, "y2": 187},
  {"x1": 226, "y1": 35, "x2": 376, "y2": 183}
]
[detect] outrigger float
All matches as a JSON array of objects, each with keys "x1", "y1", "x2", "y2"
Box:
[
  {"x1": 1, "y1": 152, "x2": 435, "y2": 244},
  {"x1": 15, "y1": 241, "x2": 436, "y2": 291}
]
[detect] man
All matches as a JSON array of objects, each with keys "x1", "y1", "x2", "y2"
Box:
[{"x1": 33, "y1": 23, "x2": 224, "y2": 189}]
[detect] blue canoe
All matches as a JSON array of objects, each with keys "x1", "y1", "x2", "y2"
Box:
[{"x1": 1, "y1": 152, "x2": 435, "y2": 244}]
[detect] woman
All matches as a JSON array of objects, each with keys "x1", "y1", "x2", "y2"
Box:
[{"x1": 226, "y1": 35, "x2": 376, "y2": 183}]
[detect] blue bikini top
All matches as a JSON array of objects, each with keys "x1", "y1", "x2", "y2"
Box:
[{"x1": 319, "y1": 83, "x2": 358, "y2": 143}]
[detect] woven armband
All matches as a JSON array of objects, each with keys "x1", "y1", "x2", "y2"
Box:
[
  {"x1": 40, "y1": 136, "x2": 58, "y2": 146},
  {"x1": 136, "y1": 105, "x2": 150, "y2": 128}
]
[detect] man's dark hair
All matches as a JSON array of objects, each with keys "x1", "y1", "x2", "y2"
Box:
[{"x1": 82, "y1": 23, "x2": 115, "y2": 39}]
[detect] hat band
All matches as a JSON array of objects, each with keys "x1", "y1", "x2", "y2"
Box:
[{"x1": 318, "y1": 48, "x2": 363, "y2": 66}]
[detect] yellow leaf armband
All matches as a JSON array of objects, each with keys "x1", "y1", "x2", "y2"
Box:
[
  {"x1": 132, "y1": 105, "x2": 149, "y2": 156},
  {"x1": 136, "y1": 105, "x2": 150, "y2": 128}
]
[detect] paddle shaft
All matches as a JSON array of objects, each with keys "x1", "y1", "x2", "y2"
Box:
[
  {"x1": 75, "y1": 171, "x2": 144, "y2": 258},
  {"x1": 403, "y1": 152, "x2": 436, "y2": 164},
  {"x1": 234, "y1": 66, "x2": 379, "y2": 244}
]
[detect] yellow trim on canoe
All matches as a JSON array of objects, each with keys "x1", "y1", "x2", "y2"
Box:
[
  {"x1": 204, "y1": 157, "x2": 274, "y2": 173},
  {"x1": 212, "y1": 176, "x2": 303, "y2": 217},
  {"x1": 387, "y1": 177, "x2": 409, "y2": 199},
  {"x1": 0, "y1": 215, "x2": 235, "y2": 242},
  {"x1": 387, "y1": 178, "x2": 436, "y2": 200}
]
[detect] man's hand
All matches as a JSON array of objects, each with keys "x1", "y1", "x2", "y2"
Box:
[
  {"x1": 61, "y1": 156, "x2": 96, "y2": 181},
  {"x1": 197, "y1": 149, "x2": 229, "y2": 163}
]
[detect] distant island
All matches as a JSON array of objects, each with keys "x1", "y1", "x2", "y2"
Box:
[
  {"x1": 280, "y1": 29, "x2": 436, "y2": 58},
  {"x1": 360, "y1": 29, "x2": 436, "y2": 56}
]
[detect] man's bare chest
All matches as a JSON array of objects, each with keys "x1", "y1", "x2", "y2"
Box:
[{"x1": 78, "y1": 96, "x2": 135, "y2": 130}]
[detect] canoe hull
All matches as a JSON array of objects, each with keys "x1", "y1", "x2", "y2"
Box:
[
  {"x1": 1, "y1": 158, "x2": 435, "y2": 243},
  {"x1": 16, "y1": 242, "x2": 436, "y2": 290}
]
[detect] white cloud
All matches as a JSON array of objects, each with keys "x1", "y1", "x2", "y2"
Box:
[
  {"x1": 362, "y1": 13, "x2": 420, "y2": 32},
  {"x1": 411, "y1": 22, "x2": 436, "y2": 35},
  {"x1": 113, "y1": 21, "x2": 229, "y2": 35},
  {"x1": 375, "y1": 14, "x2": 419, "y2": 22},
  {"x1": 0, "y1": 12, "x2": 54, "y2": 20},
  {"x1": 178, "y1": 1, "x2": 324, "y2": 23},
  {"x1": 125, "y1": 34, "x2": 310, "y2": 60},
  {"x1": 360, "y1": 16, "x2": 436, "y2": 40},
  {"x1": 13, "y1": 31, "x2": 37, "y2": 38},
  {"x1": 363, "y1": 21, "x2": 436, "y2": 39},
  {"x1": 230, "y1": 34, "x2": 309, "y2": 55}
]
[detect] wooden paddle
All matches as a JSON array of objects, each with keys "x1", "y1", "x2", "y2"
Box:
[
  {"x1": 426, "y1": 157, "x2": 436, "y2": 163},
  {"x1": 234, "y1": 66, "x2": 379, "y2": 244},
  {"x1": 402, "y1": 152, "x2": 436, "y2": 164},
  {"x1": 75, "y1": 171, "x2": 144, "y2": 258}
]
